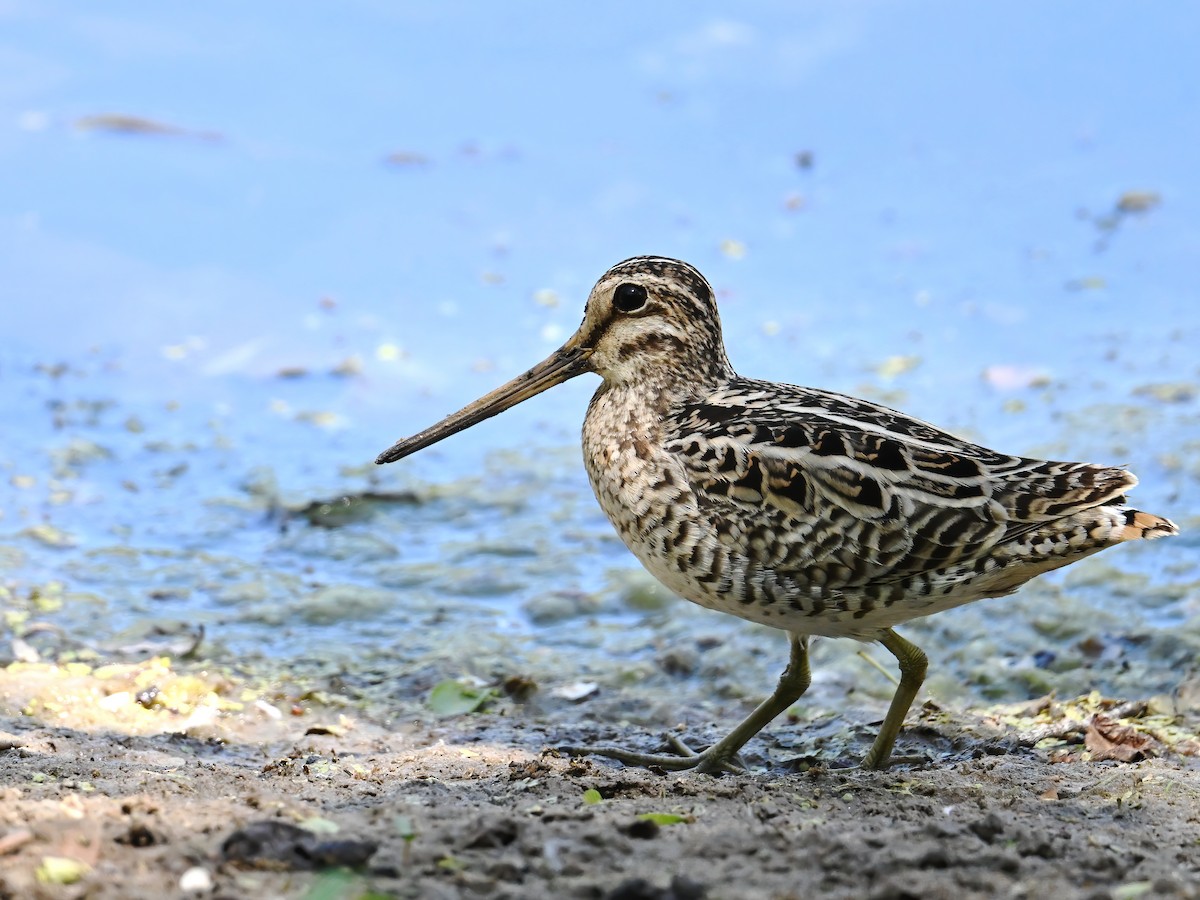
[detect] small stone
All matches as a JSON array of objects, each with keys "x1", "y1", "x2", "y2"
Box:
[
  {"x1": 179, "y1": 866, "x2": 213, "y2": 892},
  {"x1": 620, "y1": 818, "x2": 660, "y2": 840},
  {"x1": 670, "y1": 875, "x2": 708, "y2": 900},
  {"x1": 523, "y1": 590, "x2": 602, "y2": 625},
  {"x1": 550, "y1": 681, "x2": 599, "y2": 703},
  {"x1": 658, "y1": 647, "x2": 699, "y2": 677},
  {"x1": 461, "y1": 816, "x2": 519, "y2": 849},
  {"x1": 968, "y1": 812, "x2": 1005, "y2": 844}
]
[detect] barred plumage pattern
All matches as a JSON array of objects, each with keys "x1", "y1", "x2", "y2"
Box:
[
  {"x1": 377, "y1": 255, "x2": 1177, "y2": 771},
  {"x1": 581, "y1": 258, "x2": 1175, "y2": 642}
]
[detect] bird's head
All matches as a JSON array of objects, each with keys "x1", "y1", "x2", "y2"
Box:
[{"x1": 376, "y1": 256, "x2": 730, "y2": 464}]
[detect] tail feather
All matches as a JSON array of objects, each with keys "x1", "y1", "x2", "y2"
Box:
[
  {"x1": 1115, "y1": 509, "x2": 1178, "y2": 542},
  {"x1": 998, "y1": 463, "x2": 1137, "y2": 522}
]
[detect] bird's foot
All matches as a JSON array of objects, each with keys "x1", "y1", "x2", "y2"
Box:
[
  {"x1": 562, "y1": 735, "x2": 747, "y2": 775},
  {"x1": 857, "y1": 752, "x2": 927, "y2": 771}
]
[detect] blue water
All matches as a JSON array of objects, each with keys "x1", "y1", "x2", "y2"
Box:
[{"x1": 2, "y1": 2, "x2": 1196, "y2": 685}]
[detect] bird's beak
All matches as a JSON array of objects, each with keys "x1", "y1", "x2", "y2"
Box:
[{"x1": 375, "y1": 340, "x2": 594, "y2": 465}]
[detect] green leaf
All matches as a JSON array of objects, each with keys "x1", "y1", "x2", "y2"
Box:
[
  {"x1": 427, "y1": 680, "x2": 492, "y2": 716},
  {"x1": 393, "y1": 815, "x2": 417, "y2": 841},
  {"x1": 298, "y1": 815, "x2": 340, "y2": 835},
  {"x1": 36, "y1": 856, "x2": 89, "y2": 885},
  {"x1": 300, "y1": 869, "x2": 356, "y2": 900},
  {"x1": 1112, "y1": 883, "x2": 1155, "y2": 900},
  {"x1": 582, "y1": 788, "x2": 603, "y2": 805},
  {"x1": 637, "y1": 812, "x2": 689, "y2": 826}
]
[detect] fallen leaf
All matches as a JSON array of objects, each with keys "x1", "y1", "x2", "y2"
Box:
[
  {"x1": 1084, "y1": 715, "x2": 1157, "y2": 762},
  {"x1": 298, "y1": 816, "x2": 340, "y2": 835},
  {"x1": 36, "y1": 856, "x2": 89, "y2": 885},
  {"x1": 427, "y1": 680, "x2": 494, "y2": 716},
  {"x1": 637, "y1": 812, "x2": 690, "y2": 825},
  {"x1": 1111, "y1": 881, "x2": 1155, "y2": 900}
]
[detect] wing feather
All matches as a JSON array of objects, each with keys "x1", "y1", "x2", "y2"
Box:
[{"x1": 667, "y1": 378, "x2": 1134, "y2": 585}]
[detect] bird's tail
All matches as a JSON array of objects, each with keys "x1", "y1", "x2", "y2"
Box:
[{"x1": 1114, "y1": 508, "x2": 1178, "y2": 542}]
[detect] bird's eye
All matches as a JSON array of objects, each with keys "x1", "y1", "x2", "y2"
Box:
[{"x1": 613, "y1": 282, "x2": 648, "y2": 313}]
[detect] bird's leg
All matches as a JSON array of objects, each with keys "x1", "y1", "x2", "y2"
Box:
[
  {"x1": 860, "y1": 628, "x2": 928, "y2": 770},
  {"x1": 565, "y1": 634, "x2": 811, "y2": 775}
]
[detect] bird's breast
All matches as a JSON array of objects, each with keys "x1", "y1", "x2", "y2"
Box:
[
  {"x1": 581, "y1": 388, "x2": 683, "y2": 544},
  {"x1": 580, "y1": 387, "x2": 745, "y2": 614}
]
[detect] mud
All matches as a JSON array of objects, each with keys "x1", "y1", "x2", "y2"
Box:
[{"x1": 2, "y1": 648, "x2": 1199, "y2": 900}]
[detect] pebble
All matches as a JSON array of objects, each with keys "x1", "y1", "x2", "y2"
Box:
[{"x1": 179, "y1": 867, "x2": 213, "y2": 892}]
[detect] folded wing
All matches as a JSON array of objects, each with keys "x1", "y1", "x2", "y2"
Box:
[{"x1": 666, "y1": 380, "x2": 1137, "y2": 585}]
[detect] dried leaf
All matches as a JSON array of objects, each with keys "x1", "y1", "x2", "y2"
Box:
[{"x1": 1084, "y1": 715, "x2": 1157, "y2": 762}]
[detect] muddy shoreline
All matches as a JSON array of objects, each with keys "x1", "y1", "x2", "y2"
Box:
[{"x1": 2, "y1": 647, "x2": 1198, "y2": 899}]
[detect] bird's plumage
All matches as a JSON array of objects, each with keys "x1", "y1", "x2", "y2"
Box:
[
  {"x1": 578, "y1": 259, "x2": 1175, "y2": 641},
  {"x1": 378, "y1": 255, "x2": 1177, "y2": 770}
]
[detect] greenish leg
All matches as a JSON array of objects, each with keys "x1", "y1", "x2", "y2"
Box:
[
  {"x1": 565, "y1": 633, "x2": 812, "y2": 775},
  {"x1": 860, "y1": 628, "x2": 928, "y2": 771}
]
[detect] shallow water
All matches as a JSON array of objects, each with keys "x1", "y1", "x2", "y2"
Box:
[{"x1": 2, "y1": 3, "x2": 1198, "y2": 713}]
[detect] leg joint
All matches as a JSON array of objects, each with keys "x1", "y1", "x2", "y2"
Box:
[{"x1": 899, "y1": 644, "x2": 927, "y2": 681}]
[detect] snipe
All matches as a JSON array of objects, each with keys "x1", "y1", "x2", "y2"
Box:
[{"x1": 376, "y1": 256, "x2": 1177, "y2": 773}]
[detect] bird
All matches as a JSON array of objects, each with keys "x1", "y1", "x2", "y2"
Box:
[{"x1": 375, "y1": 256, "x2": 1178, "y2": 773}]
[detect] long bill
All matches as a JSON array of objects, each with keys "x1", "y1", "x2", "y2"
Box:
[{"x1": 375, "y1": 343, "x2": 594, "y2": 465}]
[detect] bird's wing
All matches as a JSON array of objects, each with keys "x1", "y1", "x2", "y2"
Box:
[{"x1": 665, "y1": 380, "x2": 1133, "y2": 583}]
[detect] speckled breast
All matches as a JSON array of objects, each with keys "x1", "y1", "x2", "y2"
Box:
[{"x1": 580, "y1": 385, "x2": 841, "y2": 636}]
